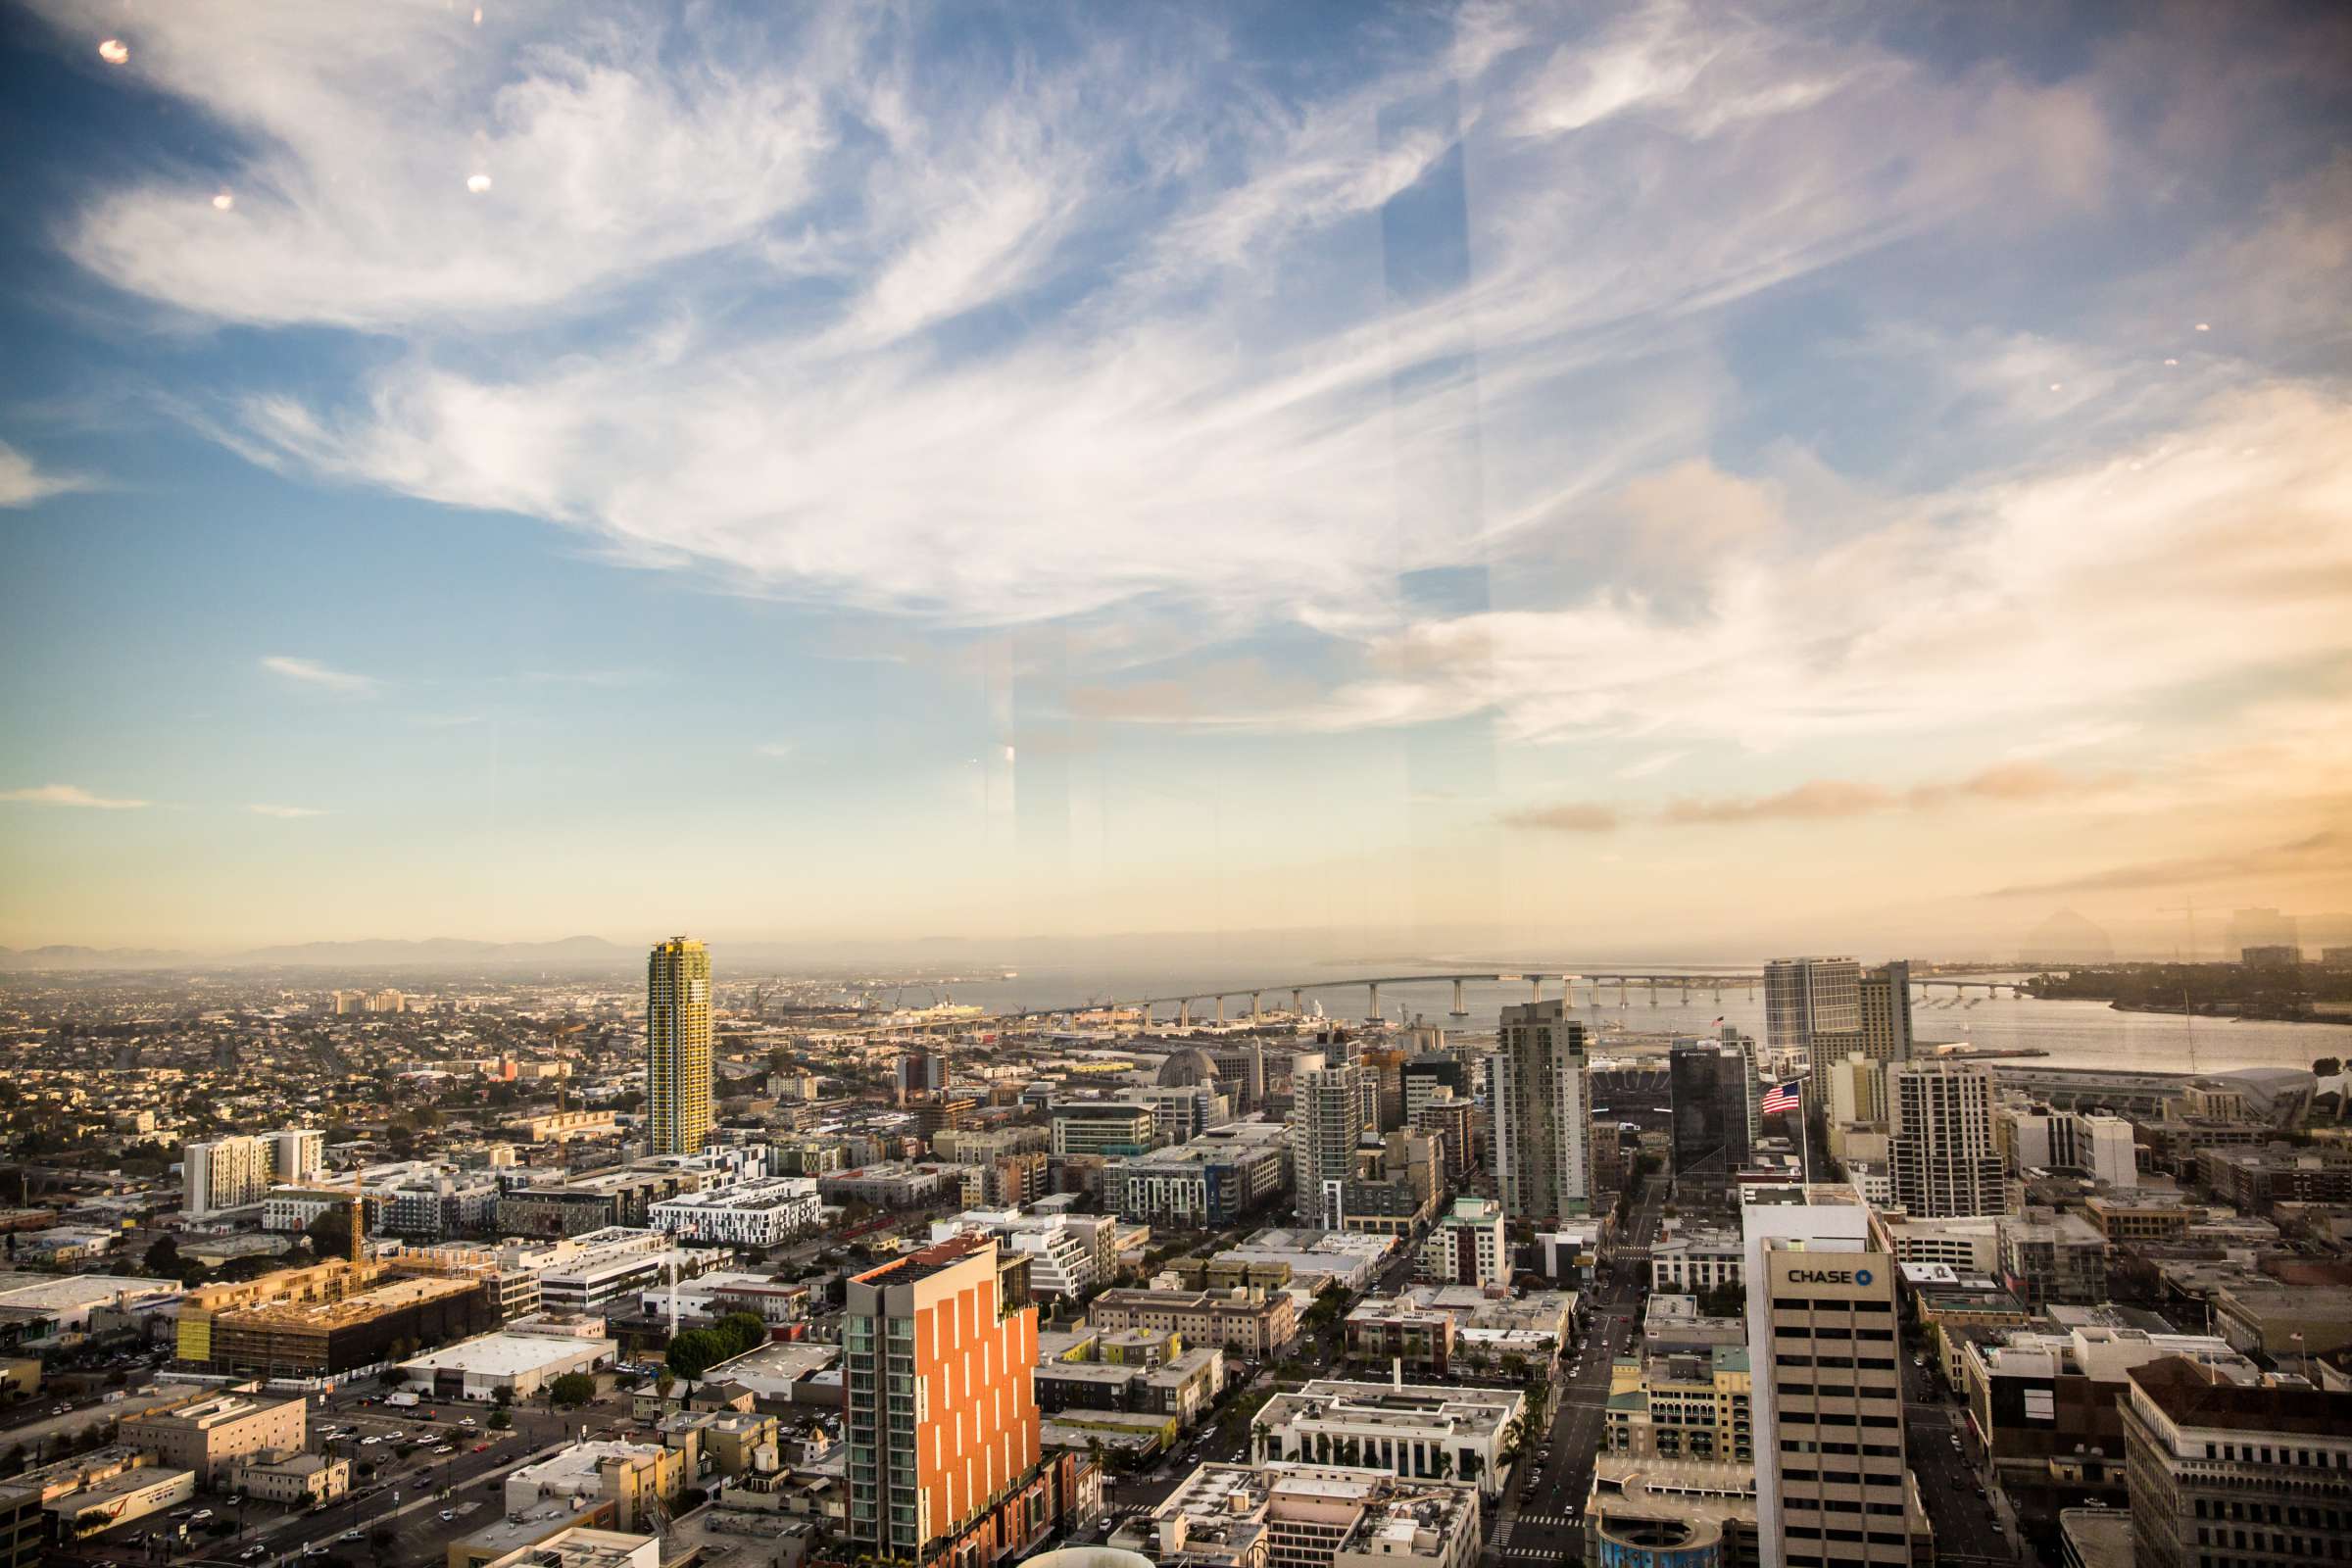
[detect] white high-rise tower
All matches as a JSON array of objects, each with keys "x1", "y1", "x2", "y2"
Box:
[{"x1": 1490, "y1": 1000, "x2": 1592, "y2": 1219}]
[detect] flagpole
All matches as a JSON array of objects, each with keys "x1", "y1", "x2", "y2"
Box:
[{"x1": 1799, "y1": 1079, "x2": 1812, "y2": 1183}]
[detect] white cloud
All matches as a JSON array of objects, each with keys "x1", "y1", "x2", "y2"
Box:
[
  {"x1": 33, "y1": 1, "x2": 848, "y2": 330},
  {"x1": 754, "y1": 742, "x2": 793, "y2": 759},
  {"x1": 1, "y1": 784, "x2": 148, "y2": 808},
  {"x1": 260, "y1": 655, "x2": 378, "y2": 695},
  {"x1": 1616, "y1": 750, "x2": 1689, "y2": 780},
  {"x1": 248, "y1": 803, "x2": 329, "y2": 818},
  {"x1": 1304, "y1": 384, "x2": 2352, "y2": 748},
  {"x1": 37, "y1": 0, "x2": 2137, "y2": 631},
  {"x1": 0, "y1": 441, "x2": 88, "y2": 508}
]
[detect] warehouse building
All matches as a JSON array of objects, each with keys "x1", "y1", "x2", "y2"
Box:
[{"x1": 397, "y1": 1323, "x2": 617, "y2": 1401}]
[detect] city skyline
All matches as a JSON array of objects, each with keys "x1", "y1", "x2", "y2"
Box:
[{"x1": 4, "y1": 2, "x2": 2349, "y2": 954}]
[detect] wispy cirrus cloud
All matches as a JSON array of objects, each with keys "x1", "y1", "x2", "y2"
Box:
[
  {"x1": 248, "y1": 803, "x2": 329, "y2": 818},
  {"x1": 1505, "y1": 764, "x2": 2133, "y2": 832},
  {"x1": 1, "y1": 783, "x2": 148, "y2": 808},
  {"x1": 1500, "y1": 803, "x2": 1621, "y2": 833},
  {"x1": 27, "y1": 0, "x2": 2150, "y2": 630},
  {"x1": 260, "y1": 655, "x2": 378, "y2": 695},
  {"x1": 0, "y1": 440, "x2": 90, "y2": 508}
]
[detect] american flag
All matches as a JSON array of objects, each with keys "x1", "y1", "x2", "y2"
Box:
[{"x1": 1761, "y1": 1078, "x2": 1803, "y2": 1115}]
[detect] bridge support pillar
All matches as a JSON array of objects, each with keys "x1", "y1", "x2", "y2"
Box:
[
  {"x1": 1178, "y1": 1000, "x2": 1191, "y2": 1027},
  {"x1": 1292, "y1": 988, "x2": 1303, "y2": 1014},
  {"x1": 1682, "y1": 980, "x2": 1690, "y2": 1004},
  {"x1": 1368, "y1": 982, "x2": 1382, "y2": 1022},
  {"x1": 1620, "y1": 980, "x2": 1629, "y2": 1006},
  {"x1": 1250, "y1": 991, "x2": 1261, "y2": 1018},
  {"x1": 1530, "y1": 975, "x2": 1543, "y2": 1002},
  {"x1": 1215, "y1": 995, "x2": 1226, "y2": 1023},
  {"x1": 1649, "y1": 978, "x2": 1658, "y2": 1005},
  {"x1": 1450, "y1": 979, "x2": 1467, "y2": 1018}
]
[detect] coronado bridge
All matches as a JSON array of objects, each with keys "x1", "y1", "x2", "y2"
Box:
[{"x1": 871, "y1": 966, "x2": 2056, "y2": 1031}]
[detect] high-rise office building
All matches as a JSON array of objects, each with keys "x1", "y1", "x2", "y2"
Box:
[
  {"x1": 1742, "y1": 1184, "x2": 1925, "y2": 1568},
  {"x1": 646, "y1": 937, "x2": 713, "y2": 1157},
  {"x1": 1801, "y1": 960, "x2": 1911, "y2": 1107},
  {"x1": 1887, "y1": 1061, "x2": 2007, "y2": 1218},
  {"x1": 184, "y1": 1136, "x2": 269, "y2": 1216},
  {"x1": 1491, "y1": 1000, "x2": 1593, "y2": 1220},
  {"x1": 1401, "y1": 1054, "x2": 1465, "y2": 1129},
  {"x1": 843, "y1": 1234, "x2": 1048, "y2": 1565},
  {"x1": 1670, "y1": 1040, "x2": 1753, "y2": 1189},
  {"x1": 1358, "y1": 1049, "x2": 1407, "y2": 1132},
  {"x1": 896, "y1": 1049, "x2": 948, "y2": 1105},
  {"x1": 2122, "y1": 1356, "x2": 2352, "y2": 1568},
  {"x1": 1856, "y1": 960, "x2": 1911, "y2": 1060},
  {"x1": 2001, "y1": 1107, "x2": 2136, "y2": 1187},
  {"x1": 1293, "y1": 1064, "x2": 1369, "y2": 1227},
  {"x1": 1766, "y1": 957, "x2": 1861, "y2": 1089}
]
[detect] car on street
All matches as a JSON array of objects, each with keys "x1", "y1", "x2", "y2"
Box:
[{"x1": 440, "y1": 1509, "x2": 458, "y2": 1521}]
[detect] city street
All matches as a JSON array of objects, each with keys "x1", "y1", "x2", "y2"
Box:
[
  {"x1": 1487, "y1": 1175, "x2": 1668, "y2": 1564},
  {"x1": 1902, "y1": 1367, "x2": 2017, "y2": 1565}
]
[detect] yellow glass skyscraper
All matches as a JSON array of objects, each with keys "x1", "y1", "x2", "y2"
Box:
[{"x1": 647, "y1": 937, "x2": 712, "y2": 1155}]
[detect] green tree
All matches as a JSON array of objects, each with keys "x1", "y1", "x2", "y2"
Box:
[
  {"x1": 665, "y1": 1328, "x2": 727, "y2": 1382},
  {"x1": 143, "y1": 1236, "x2": 180, "y2": 1276},
  {"x1": 714, "y1": 1311, "x2": 769, "y2": 1358},
  {"x1": 487, "y1": 1410, "x2": 513, "y2": 1431},
  {"x1": 548, "y1": 1372, "x2": 596, "y2": 1408}
]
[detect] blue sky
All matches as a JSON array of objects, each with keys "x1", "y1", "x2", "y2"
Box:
[{"x1": 2, "y1": 1, "x2": 2349, "y2": 956}]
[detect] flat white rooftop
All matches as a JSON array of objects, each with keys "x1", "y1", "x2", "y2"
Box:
[{"x1": 398, "y1": 1331, "x2": 612, "y2": 1378}]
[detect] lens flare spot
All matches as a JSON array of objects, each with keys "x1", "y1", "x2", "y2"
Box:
[
  {"x1": 2194, "y1": 322, "x2": 2211, "y2": 332},
  {"x1": 466, "y1": 172, "x2": 493, "y2": 194},
  {"x1": 97, "y1": 38, "x2": 128, "y2": 65},
  {"x1": 212, "y1": 191, "x2": 235, "y2": 212}
]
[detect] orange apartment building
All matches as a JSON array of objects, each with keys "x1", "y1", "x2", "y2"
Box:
[{"x1": 843, "y1": 1234, "x2": 1061, "y2": 1568}]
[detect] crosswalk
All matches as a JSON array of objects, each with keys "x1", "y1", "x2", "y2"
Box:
[{"x1": 1512, "y1": 1513, "x2": 1580, "y2": 1530}]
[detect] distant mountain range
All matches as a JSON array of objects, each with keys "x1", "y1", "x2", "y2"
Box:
[{"x1": 0, "y1": 936, "x2": 638, "y2": 972}]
